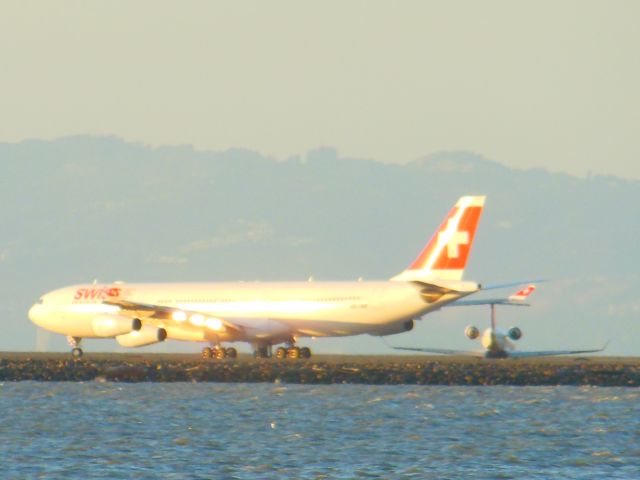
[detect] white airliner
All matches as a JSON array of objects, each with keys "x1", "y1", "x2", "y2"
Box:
[
  {"x1": 29, "y1": 195, "x2": 489, "y2": 359},
  {"x1": 392, "y1": 285, "x2": 607, "y2": 358}
]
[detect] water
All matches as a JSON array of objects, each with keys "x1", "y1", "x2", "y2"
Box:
[{"x1": 1, "y1": 383, "x2": 638, "y2": 479}]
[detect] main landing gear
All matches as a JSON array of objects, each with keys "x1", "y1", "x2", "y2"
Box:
[
  {"x1": 201, "y1": 346, "x2": 237, "y2": 360},
  {"x1": 275, "y1": 346, "x2": 311, "y2": 359},
  {"x1": 253, "y1": 340, "x2": 312, "y2": 360},
  {"x1": 67, "y1": 336, "x2": 83, "y2": 359}
]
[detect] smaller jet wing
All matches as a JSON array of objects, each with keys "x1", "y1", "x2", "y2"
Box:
[
  {"x1": 508, "y1": 344, "x2": 608, "y2": 358},
  {"x1": 390, "y1": 345, "x2": 486, "y2": 357},
  {"x1": 392, "y1": 344, "x2": 607, "y2": 359},
  {"x1": 103, "y1": 298, "x2": 244, "y2": 334}
]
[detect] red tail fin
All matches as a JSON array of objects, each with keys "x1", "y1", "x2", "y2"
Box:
[{"x1": 392, "y1": 196, "x2": 486, "y2": 282}]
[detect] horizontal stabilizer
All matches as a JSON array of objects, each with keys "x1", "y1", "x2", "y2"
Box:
[
  {"x1": 449, "y1": 284, "x2": 536, "y2": 307},
  {"x1": 481, "y1": 280, "x2": 547, "y2": 290},
  {"x1": 449, "y1": 298, "x2": 531, "y2": 307}
]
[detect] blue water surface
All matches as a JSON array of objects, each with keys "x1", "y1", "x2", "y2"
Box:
[{"x1": 0, "y1": 383, "x2": 638, "y2": 479}]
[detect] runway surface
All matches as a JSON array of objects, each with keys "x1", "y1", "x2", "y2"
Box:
[{"x1": 1, "y1": 352, "x2": 639, "y2": 385}]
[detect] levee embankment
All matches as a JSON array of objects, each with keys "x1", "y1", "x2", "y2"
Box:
[{"x1": 1, "y1": 353, "x2": 638, "y2": 386}]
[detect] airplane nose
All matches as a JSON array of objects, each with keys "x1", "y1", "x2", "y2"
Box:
[{"x1": 28, "y1": 304, "x2": 41, "y2": 325}]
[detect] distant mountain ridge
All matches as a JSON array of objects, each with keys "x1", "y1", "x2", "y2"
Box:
[
  {"x1": 1, "y1": 136, "x2": 638, "y2": 354},
  {"x1": 411, "y1": 151, "x2": 510, "y2": 174}
]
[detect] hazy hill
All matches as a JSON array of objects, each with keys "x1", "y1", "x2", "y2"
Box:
[{"x1": 1, "y1": 136, "x2": 638, "y2": 354}]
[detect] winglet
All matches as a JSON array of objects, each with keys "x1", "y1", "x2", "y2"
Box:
[{"x1": 392, "y1": 196, "x2": 486, "y2": 282}]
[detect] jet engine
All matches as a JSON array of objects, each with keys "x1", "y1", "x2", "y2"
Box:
[
  {"x1": 92, "y1": 314, "x2": 142, "y2": 337},
  {"x1": 370, "y1": 319, "x2": 414, "y2": 336},
  {"x1": 116, "y1": 326, "x2": 167, "y2": 347},
  {"x1": 465, "y1": 325, "x2": 479, "y2": 339},
  {"x1": 508, "y1": 327, "x2": 522, "y2": 341}
]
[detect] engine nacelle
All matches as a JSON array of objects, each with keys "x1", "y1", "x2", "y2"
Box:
[
  {"x1": 508, "y1": 327, "x2": 522, "y2": 341},
  {"x1": 370, "y1": 319, "x2": 414, "y2": 337},
  {"x1": 116, "y1": 326, "x2": 167, "y2": 347},
  {"x1": 92, "y1": 314, "x2": 142, "y2": 337},
  {"x1": 465, "y1": 325, "x2": 480, "y2": 340}
]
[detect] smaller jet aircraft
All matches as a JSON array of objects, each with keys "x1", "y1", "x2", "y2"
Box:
[{"x1": 391, "y1": 285, "x2": 607, "y2": 358}]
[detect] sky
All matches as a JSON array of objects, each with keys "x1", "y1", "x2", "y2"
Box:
[{"x1": 1, "y1": 0, "x2": 639, "y2": 179}]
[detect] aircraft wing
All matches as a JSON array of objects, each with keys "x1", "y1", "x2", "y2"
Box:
[
  {"x1": 390, "y1": 345, "x2": 486, "y2": 357},
  {"x1": 508, "y1": 345, "x2": 607, "y2": 358},
  {"x1": 103, "y1": 298, "x2": 244, "y2": 334}
]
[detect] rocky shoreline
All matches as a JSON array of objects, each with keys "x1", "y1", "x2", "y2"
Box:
[{"x1": 1, "y1": 354, "x2": 639, "y2": 386}]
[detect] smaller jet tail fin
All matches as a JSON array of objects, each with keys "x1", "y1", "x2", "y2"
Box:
[
  {"x1": 449, "y1": 284, "x2": 537, "y2": 307},
  {"x1": 392, "y1": 196, "x2": 486, "y2": 282},
  {"x1": 508, "y1": 285, "x2": 536, "y2": 303}
]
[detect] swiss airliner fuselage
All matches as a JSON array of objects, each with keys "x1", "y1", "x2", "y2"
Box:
[{"x1": 29, "y1": 281, "x2": 474, "y2": 343}]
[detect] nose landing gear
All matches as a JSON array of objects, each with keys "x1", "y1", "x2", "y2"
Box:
[{"x1": 67, "y1": 336, "x2": 83, "y2": 359}]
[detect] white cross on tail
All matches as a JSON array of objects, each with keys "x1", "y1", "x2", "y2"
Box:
[{"x1": 437, "y1": 220, "x2": 469, "y2": 258}]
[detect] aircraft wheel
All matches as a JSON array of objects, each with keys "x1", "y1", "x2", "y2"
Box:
[
  {"x1": 225, "y1": 347, "x2": 237, "y2": 358},
  {"x1": 287, "y1": 347, "x2": 300, "y2": 359},
  {"x1": 202, "y1": 347, "x2": 212, "y2": 359},
  {"x1": 275, "y1": 347, "x2": 287, "y2": 359},
  {"x1": 300, "y1": 347, "x2": 311, "y2": 359},
  {"x1": 214, "y1": 348, "x2": 227, "y2": 360},
  {"x1": 71, "y1": 347, "x2": 83, "y2": 359}
]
